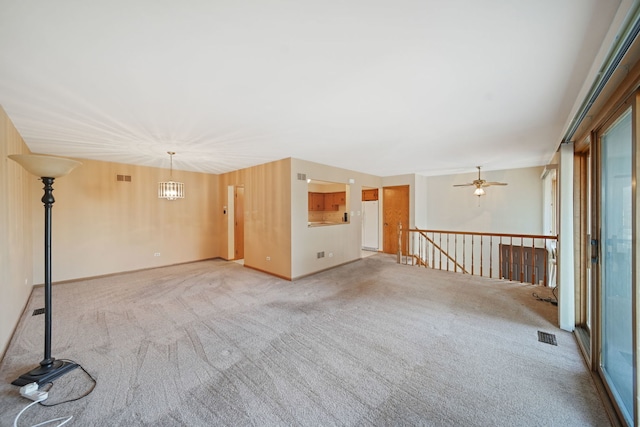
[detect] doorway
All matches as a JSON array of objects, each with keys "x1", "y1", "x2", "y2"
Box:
[
  {"x1": 234, "y1": 186, "x2": 245, "y2": 260},
  {"x1": 382, "y1": 185, "x2": 409, "y2": 255},
  {"x1": 574, "y1": 144, "x2": 593, "y2": 363},
  {"x1": 362, "y1": 187, "x2": 379, "y2": 251}
]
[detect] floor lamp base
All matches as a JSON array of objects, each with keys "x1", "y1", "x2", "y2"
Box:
[{"x1": 12, "y1": 359, "x2": 79, "y2": 386}]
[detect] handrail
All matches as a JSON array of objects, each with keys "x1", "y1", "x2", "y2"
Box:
[
  {"x1": 398, "y1": 227, "x2": 558, "y2": 286},
  {"x1": 408, "y1": 229, "x2": 557, "y2": 239},
  {"x1": 418, "y1": 230, "x2": 469, "y2": 274}
]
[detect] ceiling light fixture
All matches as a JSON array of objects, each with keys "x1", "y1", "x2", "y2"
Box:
[
  {"x1": 474, "y1": 187, "x2": 485, "y2": 197},
  {"x1": 158, "y1": 151, "x2": 184, "y2": 200}
]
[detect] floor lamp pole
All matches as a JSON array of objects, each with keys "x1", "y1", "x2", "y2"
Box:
[
  {"x1": 8, "y1": 154, "x2": 82, "y2": 387},
  {"x1": 12, "y1": 177, "x2": 78, "y2": 386},
  {"x1": 42, "y1": 177, "x2": 57, "y2": 366}
]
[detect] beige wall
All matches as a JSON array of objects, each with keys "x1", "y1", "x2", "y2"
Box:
[
  {"x1": 0, "y1": 106, "x2": 33, "y2": 357},
  {"x1": 30, "y1": 158, "x2": 220, "y2": 283},
  {"x1": 422, "y1": 166, "x2": 545, "y2": 234},
  {"x1": 291, "y1": 158, "x2": 382, "y2": 279}
]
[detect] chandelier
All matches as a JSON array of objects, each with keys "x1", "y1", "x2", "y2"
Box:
[{"x1": 158, "y1": 151, "x2": 184, "y2": 200}]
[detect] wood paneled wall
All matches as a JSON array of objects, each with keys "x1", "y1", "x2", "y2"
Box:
[
  {"x1": 29, "y1": 157, "x2": 219, "y2": 283},
  {"x1": 0, "y1": 106, "x2": 33, "y2": 357},
  {"x1": 218, "y1": 158, "x2": 292, "y2": 279}
]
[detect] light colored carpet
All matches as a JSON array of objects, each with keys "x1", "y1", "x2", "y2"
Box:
[{"x1": 0, "y1": 254, "x2": 610, "y2": 426}]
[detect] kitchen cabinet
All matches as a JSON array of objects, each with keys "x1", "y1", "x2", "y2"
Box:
[
  {"x1": 324, "y1": 193, "x2": 335, "y2": 209},
  {"x1": 324, "y1": 192, "x2": 346, "y2": 210},
  {"x1": 309, "y1": 192, "x2": 325, "y2": 211},
  {"x1": 309, "y1": 191, "x2": 346, "y2": 211},
  {"x1": 362, "y1": 189, "x2": 378, "y2": 201}
]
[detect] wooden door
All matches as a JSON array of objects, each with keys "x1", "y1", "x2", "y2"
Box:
[
  {"x1": 234, "y1": 186, "x2": 244, "y2": 259},
  {"x1": 382, "y1": 185, "x2": 409, "y2": 255}
]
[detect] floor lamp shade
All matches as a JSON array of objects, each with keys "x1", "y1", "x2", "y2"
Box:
[
  {"x1": 8, "y1": 154, "x2": 81, "y2": 386},
  {"x1": 8, "y1": 154, "x2": 81, "y2": 178}
]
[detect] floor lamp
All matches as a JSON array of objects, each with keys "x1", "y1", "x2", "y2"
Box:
[{"x1": 9, "y1": 154, "x2": 82, "y2": 386}]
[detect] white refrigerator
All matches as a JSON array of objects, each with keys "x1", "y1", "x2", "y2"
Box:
[{"x1": 362, "y1": 200, "x2": 379, "y2": 250}]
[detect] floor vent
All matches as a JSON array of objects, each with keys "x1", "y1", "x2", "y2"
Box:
[
  {"x1": 32, "y1": 308, "x2": 45, "y2": 316},
  {"x1": 537, "y1": 331, "x2": 557, "y2": 346}
]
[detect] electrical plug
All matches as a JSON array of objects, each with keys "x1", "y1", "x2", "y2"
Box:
[{"x1": 20, "y1": 382, "x2": 48, "y2": 402}]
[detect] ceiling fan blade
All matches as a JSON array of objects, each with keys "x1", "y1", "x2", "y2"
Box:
[{"x1": 453, "y1": 167, "x2": 508, "y2": 189}]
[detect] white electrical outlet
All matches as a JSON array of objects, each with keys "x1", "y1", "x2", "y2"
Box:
[
  {"x1": 266, "y1": 256, "x2": 271, "y2": 261},
  {"x1": 329, "y1": 253, "x2": 333, "y2": 257},
  {"x1": 154, "y1": 253, "x2": 160, "y2": 257}
]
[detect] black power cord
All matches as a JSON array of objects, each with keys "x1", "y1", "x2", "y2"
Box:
[
  {"x1": 533, "y1": 291, "x2": 558, "y2": 306},
  {"x1": 38, "y1": 360, "x2": 96, "y2": 407}
]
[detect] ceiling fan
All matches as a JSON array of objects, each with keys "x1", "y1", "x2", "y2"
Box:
[{"x1": 453, "y1": 166, "x2": 507, "y2": 197}]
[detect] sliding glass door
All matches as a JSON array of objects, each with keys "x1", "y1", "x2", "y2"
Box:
[{"x1": 599, "y1": 107, "x2": 633, "y2": 425}]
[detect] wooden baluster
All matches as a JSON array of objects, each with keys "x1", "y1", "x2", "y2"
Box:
[
  {"x1": 431, "y1": 232, "x2": 436, "y2": 269},
  {"x1": 544, "y1": 239, "x2": 549, "y2": 285},
  {"x1": 489, "y1": 236, "x2": 493, "y2": 278},
  {"x1": 531, "y1": 238, "x2": 536, "y2": 285},
  {"x1": 498, "y1": 236, "x2": 502, "y2": 279},
  {"x1": 439, "y1": 233, "x2": 442, "y2": 270},
  {"x1": 509, "y1": 236, "x2": 514, "y2": 281},
  {"x1": 471, "y1": 235, "x2": 475, "y2": 275},
  {"x1": 397, "y1": 222, "x2": 402, "y2": 264},
  {"x1": 463, "y1": 235, "x2": 466, "y2": 274},
  {"x1": 454, "y1": 234, "x2": 458, "y2": 272},
  {"x1": 446, "y1": 233, "x2": 449, "y2": 271},
  {"x1": 480, "y1": 235, "x2": 484, "y2": 277},
  {"x1": 520, "y1": 238, "x2": 524, "y2": 282},
  {"x1": 412, "y1": 231, "x2": 415, "y2": 266}
]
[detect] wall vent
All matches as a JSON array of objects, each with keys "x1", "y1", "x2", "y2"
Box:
[
  {"x1": 32, "y1": 308, "x2": 45, "y2": 316},
  {"x1": 297, "y1": 173, "x2": 307, "y2": 181},
  {"x1": 317, "y1": 251, "x2": 325, "y2": 259},
  {"x1": 117, "y1": 174, "x2": 132, "y2": 182}
]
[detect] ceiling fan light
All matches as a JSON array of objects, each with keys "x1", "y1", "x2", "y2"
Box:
[{"x1": 474, "y1": 187, "x2": 485, "y2": 196}]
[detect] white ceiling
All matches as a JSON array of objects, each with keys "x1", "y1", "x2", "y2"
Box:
[{"x1": 0, "y1": 1, "x2": 627, "y2": 177}]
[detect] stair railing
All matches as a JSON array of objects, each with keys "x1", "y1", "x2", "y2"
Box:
[{"x1": 398, "y1": 226, "x2": 558, "y2": 286}]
